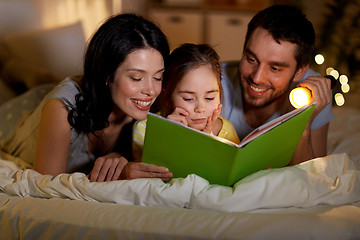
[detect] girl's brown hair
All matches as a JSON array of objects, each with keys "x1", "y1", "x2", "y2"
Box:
[{"x1": 160, "y1": 43, "x2": 222, "y2": 117}]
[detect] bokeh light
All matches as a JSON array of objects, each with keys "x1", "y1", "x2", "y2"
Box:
[
  {"x1": 334, "y1": 93, "x2": 345, "y2": 106},
  {"x1": 339, "y1": 74, "x2": 348, "y2": 85},
  {"x1": 326, "y1": 67, "x2": 334, "y2": 75},
  {"x1": 330, "y1": 69, "x2": 339, "y2": 79},
  {"x1": 341, "y1": 83, "x2": 350, "y2": 93},
  {"x1": 314, "y1": 54, "x2": 325, "y2": 65}
]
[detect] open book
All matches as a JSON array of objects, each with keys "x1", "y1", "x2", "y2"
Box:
[{"x1": 142, "y1": 103, "x2": 315, "y2": 186}]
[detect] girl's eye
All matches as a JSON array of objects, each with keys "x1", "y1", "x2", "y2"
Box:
[
  {"x1": 205, "y1": 97, "x2": 215, "y2": 101},
  {"x1": 154, "y1": 77, "x2": 162, "y2": 81},
  {"x1": 183, "y1": 98, "x2": 194, "y2": 102},
  {"x1": 131, "y1": 77, "x2": 142, "y2": 81}
]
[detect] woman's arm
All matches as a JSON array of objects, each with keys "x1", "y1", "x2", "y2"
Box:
[{"x1": 34, "y1": 99, "x2": 71, "y2": 175}]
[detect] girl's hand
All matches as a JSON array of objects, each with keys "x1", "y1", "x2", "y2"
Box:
[
  {"x1": 203, "y1": 104, "x2": 222, "y2": 134},
  {"x1": 120, "y1": 162, "x2": 173, "y2": 181},
  {"x1": 88, "y1": 152, "x2": 128, "y2": 182},
  {"x1": 167, "y1": 107, "x2": 189, "y2": 126}
]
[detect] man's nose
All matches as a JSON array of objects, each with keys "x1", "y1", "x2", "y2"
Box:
[{"x1": 251, "y1": 65, "x2": 266, "y2": 84}]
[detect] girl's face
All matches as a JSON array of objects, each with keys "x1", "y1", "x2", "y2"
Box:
[
  {"x1": 172, "y1": 65, "x2": 220, "y2": 131},
  {"x1": 109, "y1": 48, "x2": 164, "y2": 120}
]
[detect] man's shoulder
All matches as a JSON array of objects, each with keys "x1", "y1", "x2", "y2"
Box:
[
  {"x1": 300, "y1": 68, "x2": 321, "y2": 81},
  {"x1": 221, "y1": 61, "x2": 240, "y2": 87},
  {"x1": 221, "y1": 60, "x2": 240, "y2": 77}
]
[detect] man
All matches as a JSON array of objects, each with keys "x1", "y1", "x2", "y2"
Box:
[{"x1": 221, "y1": 5, "x2": 333, "y2": 165}]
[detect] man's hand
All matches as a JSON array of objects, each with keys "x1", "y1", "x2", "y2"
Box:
[{"x1": 298, "y1": 76, "x2": 331, "y2": 121}]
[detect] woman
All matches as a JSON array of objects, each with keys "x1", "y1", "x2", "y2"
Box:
[{"x1": 0, "y1": 13, "x2": 172, "y2": 182}]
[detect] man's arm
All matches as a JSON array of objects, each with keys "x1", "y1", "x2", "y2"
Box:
[
  {"x1": 289, "y1": 123, "x2": 329, "y2": 165},
  {"x1": 288, "y1": 75, "x2": 332, "y2": 165}
]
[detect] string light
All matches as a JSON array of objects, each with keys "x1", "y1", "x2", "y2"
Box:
[
  {"x1": 326, "y1": 67, "x2": 334, "y2": 75},
  {"x1": 313, "y1": 54, "x2": 351, "y2": 107},
  {"x1": 341, "y1": 83, "x2": 350, "y2": 93},
  {"x1": 339, "y1": 74, "x2": 348, "y2": 85},
  {"x1": 334, "y1": 93, "x2": 345, "y2": 106},
  {"x1": 330, "y1": 69, "x2": 339, "y2": 79}
]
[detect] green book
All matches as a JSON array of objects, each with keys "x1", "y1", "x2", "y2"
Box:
[{"x1": 142, "y1": 103, "x2": 315, "y2": 186}]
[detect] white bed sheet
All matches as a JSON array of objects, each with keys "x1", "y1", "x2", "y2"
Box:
[
  {"x1": 0, "y1": 153, "x2": 359, "y2": 212},
  {"x1": 0, "y1": 106, "x2": 360, "y2": 239},
  {"x1": 1, "y1": 193, "x2": 359, "y2": 240}
]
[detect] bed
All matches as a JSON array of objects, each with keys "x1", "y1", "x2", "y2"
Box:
[
  {"x1": 1, "y1": 1, "x2": 360, "y2": 239},
  {"x1": 0, "y1": 107, "x2": 359, "y2": 239}
]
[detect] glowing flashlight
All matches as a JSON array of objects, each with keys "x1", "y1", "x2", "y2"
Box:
[{"x1": 289, "y1": 87, "x2": 311, "y2": 108}]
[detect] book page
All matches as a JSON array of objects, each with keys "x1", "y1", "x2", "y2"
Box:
[{"x1": 239, "y1": 103, "x2": 315, "y2": 147}]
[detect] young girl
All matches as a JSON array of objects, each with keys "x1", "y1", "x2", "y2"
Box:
[
  {"x1": 0, "y1": 13, "x2": 173, "y2": 182},
  {"x1": 133, "y1": 43, "x2": 240, "y2": 160}
]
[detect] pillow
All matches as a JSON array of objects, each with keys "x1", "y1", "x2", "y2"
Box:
[
  {"x1": 0, "y1": 0, "x2": 42, "y2": 69},
  {"x1": 0, "y1": 83, "x2": 55, "y2": 140},
  {"x1": 2, "y1": 21, "x2": 86, "y2": 81},
  {"x1": 0, "y1": 40, "x2": 11, "y2": 69},
  {"x1": 0, "y1": 1, "x2": 41, "y2": 37},
  {"x1": 0, "y1": 58, "x2": 59, "y2": 94},
  {"x1": 0, "y1": 77, "x2": 17, "y2": 106}
]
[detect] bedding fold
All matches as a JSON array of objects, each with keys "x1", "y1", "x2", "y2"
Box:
[{"x1": 0, "y1": 153, "x2": 359, "y2": 212}]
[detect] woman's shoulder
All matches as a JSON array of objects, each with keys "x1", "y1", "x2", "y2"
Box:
[
  {"x1": 44, "y1": 76, "x2": 82, "y2": 106},
  {"x1": 55, "y1": 76, "x2": 81, "y2": 93}
]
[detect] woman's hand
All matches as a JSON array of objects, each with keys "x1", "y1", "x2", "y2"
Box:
[
  {"x1": 88, "y1": 152, "x2": 128, "y2": 182},
  {"x1": 88, "y1": 152, "x2": 173, "y2": 182},
  {"x1": 203, "y1": 104, "x2": 222, "y2": 134},
  {"x1": 120, "y1": 162, "x2": 173, "y2": 181},
  {"x1": 166, "y1": 107, "x2": 189, "y2": 126}
]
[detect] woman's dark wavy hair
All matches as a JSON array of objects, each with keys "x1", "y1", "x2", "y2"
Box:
[
  {"x1": 160, "y1": 43, "x2": 222, "y2": 117},
  {"x1": 244, "y1": 5, "x2": 315, "y2": 70},
  {"x1": 68, "y1": 13, "x2": 169, "y2": 134}
]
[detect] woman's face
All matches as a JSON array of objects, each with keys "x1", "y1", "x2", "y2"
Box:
[
  {"x1": 110, "y1": 48, "x2": 164, "y2": 120},
  {"x1": 171, "y1": 65, "x2": 220, "y2": 131}
]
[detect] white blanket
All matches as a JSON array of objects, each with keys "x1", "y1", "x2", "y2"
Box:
[{"x1": 1, "y1": 153, "x2": 359, "y2": 212}]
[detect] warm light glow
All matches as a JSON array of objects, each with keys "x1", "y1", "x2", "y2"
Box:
[
  {"x1": 335, "y1": 93, "x2": 345, "y2": 106},
  {"x1": 289, "y1": 87, "x2": 311, "y2": 108},
  {"x1": 330, "y1": 69, "x2": 339, "y2": 79},
  {"x1": 314, "y1": 54, "x2": 325, "y2": 65},
  {"x1": 339, "y1": 75, "x2": 348, "y2": 85},
  {"x1": 326, "y1": 67, "x2": 334, "y2": 75},
  {"x1": 341, "y1": 83, "x2": 350, "y2": 93}
]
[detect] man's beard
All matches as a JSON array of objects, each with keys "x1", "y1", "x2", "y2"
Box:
[{"x1": 240, "y1": 75, "x2": 291, "y2": 109}]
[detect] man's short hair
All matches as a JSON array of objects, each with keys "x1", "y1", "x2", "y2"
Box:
[{"x1": 244, "y1": 5, "x2": 315, "y2": 69}]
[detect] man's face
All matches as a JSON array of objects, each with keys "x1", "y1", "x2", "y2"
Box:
[{"x1": 239, "y1": 27, "x2": 301, "y2": 108}]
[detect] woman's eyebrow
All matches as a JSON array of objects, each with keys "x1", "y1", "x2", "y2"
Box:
[{"x1": 126, "y1": 68, "x2": 165, "y2": 73}]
